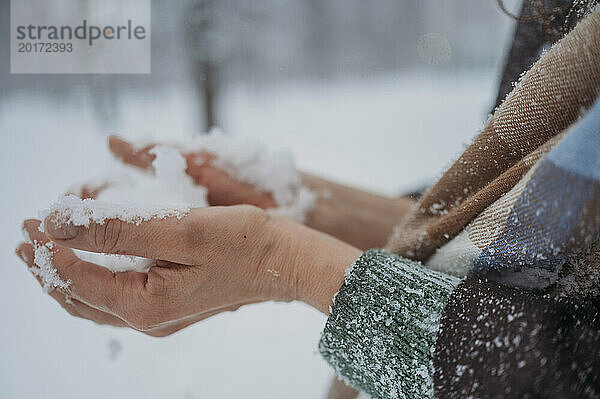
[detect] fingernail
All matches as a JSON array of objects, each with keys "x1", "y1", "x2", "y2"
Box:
[{"x1": 45, "y1": 219, "x2": 79, "y2": 240}]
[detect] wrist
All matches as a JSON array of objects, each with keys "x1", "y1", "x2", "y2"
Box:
[
  {"x1": 260, "y1": 212, "x2": 361, "y2": 313},
  {"x1": 288, "y1": 222, "x2": 362, "y2": 314}
]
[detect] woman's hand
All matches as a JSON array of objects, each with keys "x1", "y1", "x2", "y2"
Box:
[
  {"x1": 109, "y1": 135, "x2": 414, "y2": 249},
  {"x1": 17, "y1": 206, "x2": 360, "y2": 336},
  {"x1": 108, "y1": 136, "x2": 277, "y2": 209}
]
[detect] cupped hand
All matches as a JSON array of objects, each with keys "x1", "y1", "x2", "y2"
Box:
[
  {"x1": 17, "y1": 206, "x2": 360, "y2": 336},
  {"x1": 108, "y1": 136, "x2": 277, "y2": 209}
]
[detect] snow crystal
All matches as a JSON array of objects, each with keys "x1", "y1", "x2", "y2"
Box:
[
  {"x1": 31, "y1": 240, "x2": 71, "y2": 293},
  {"x1": 455, "y1": 364, "x2": 470, "y2": 377},
  {"x1": 266, "y1": 268, "x2": 280, "y2": 277},
  {"x1": 40, "y1": 194, "x2": 192, "y2": 229}
]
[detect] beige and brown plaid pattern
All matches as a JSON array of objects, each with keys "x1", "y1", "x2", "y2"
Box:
[{"x1": 386, "y1": 8, "x2": 600, "y2": 266}]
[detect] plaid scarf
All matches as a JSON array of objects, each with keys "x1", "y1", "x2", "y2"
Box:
[{"x1": 386, "y1": 7, "x2": 600, "y2": 295}]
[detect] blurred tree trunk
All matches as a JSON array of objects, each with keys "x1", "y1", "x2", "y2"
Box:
[
  {"x1": 185, "y1": 0, "x2": 220, "y2": 132},
  {"x1": 305, "y1": 0, "x2": 332, "y2": 78},
  {"x1": 196, "y1": 60, "x2": 218, "y2": 131}
]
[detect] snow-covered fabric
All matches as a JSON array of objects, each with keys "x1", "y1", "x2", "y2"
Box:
[
  {"x1": 319, "y1": 249, "x2": 459, "y2": 399},
  {"x1": 492, "y1": 0, "x2": 590, "y2": 110},
  {"x1": 424, "y1": 131, "x2": 567, "y2": 279},
  {"x1": 387, "y1": 7, "x2": 600, "y2": 295},
  {"x1": 427, "y1": 97, "x2": 600, "y2": 294},
  {"x1": 322, "y1": 8, "x2": 600, "y2": 399},
  {"x1": 434, "y1": 278, "x2": 600, "y2": 398},
  {"x1": 474, "y1": 99, "x2": 600, "y2": 288}
]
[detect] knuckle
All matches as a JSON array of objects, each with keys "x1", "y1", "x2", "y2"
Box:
[
  {"x1": 87, "y1": 219, "x2": 124, "y2": 253},
  {"x1": 181, "y1": 216, "x2": 204, "y2": 250},
  {"x1": 112, "y1": 272, "x2": 141, "y2": 309},
  {"x1": 238, "y1": 203, "x2": 263, "y2": 216},
  {"x1": 233, "y1": 205, "x2": 272, "y2": 236},
  {"x1": 102, "y1": 219, "x2": 124, "y2": 253},
  {"x1": 127, "y1": 272, "x2": 172, "y2": 330},
  {"x1": 145, "y1": 269, "x2": 169, "y2": 297}
]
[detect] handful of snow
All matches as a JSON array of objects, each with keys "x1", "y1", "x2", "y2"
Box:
[{"x1": 35, "y1": 132, "x2": 315, "y2": 286}]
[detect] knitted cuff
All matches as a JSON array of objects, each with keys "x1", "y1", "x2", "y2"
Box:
[{"x1": 319, "y1": 249, "x2": 460, "y2": 399}]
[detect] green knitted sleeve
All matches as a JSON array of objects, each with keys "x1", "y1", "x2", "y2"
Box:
[{"x1": 319, "y1": 249, "x2": 460, "y2": 398}]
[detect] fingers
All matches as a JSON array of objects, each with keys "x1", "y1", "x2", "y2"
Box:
[
  {"x1": 108, "y1": 136, "x2": 277, "y2": 209},
  {"x1": 16, "y1": 242, "x2": 129, "y2": 327},
  {"x1": 42, "y1": 207, "x2": 210, "y2": 264},
  {"x1": 108, "y1": 135, "x2": 156, "y2": 169},
  {"x1": 186, "y1": 157, "x2": 277, "y2": 208},
  {"x1": 78, "y1": 182, "x2": 110, "y2": 200},
  {"x1": 143, "y1": 302, "x2": 249, "y2": 337},
  {"x1": 22, "y1": 219, "x2": 147, "y2": 315},
  {"x1": 109, "y1": 136, "x2": 210, "y2": 189},
  {"x1": 109, "y1": 136, "x2": 202, "y2": 178},
  {"x1": 18, "y1": 241, "x2": 246, "y2": 337}
]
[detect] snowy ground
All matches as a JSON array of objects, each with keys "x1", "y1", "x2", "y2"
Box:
[{"x1": 0, "y1": 70, "x2": 496, "y2": 398}]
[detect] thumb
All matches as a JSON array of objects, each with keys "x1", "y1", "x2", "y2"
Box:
[{"x1": 43, "y1": 210, "x2": 199, "y2": 264}]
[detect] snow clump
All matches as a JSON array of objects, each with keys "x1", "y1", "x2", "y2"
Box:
[{"x1": 35, "y1": 132, "x2": 314, "y2": 278}]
